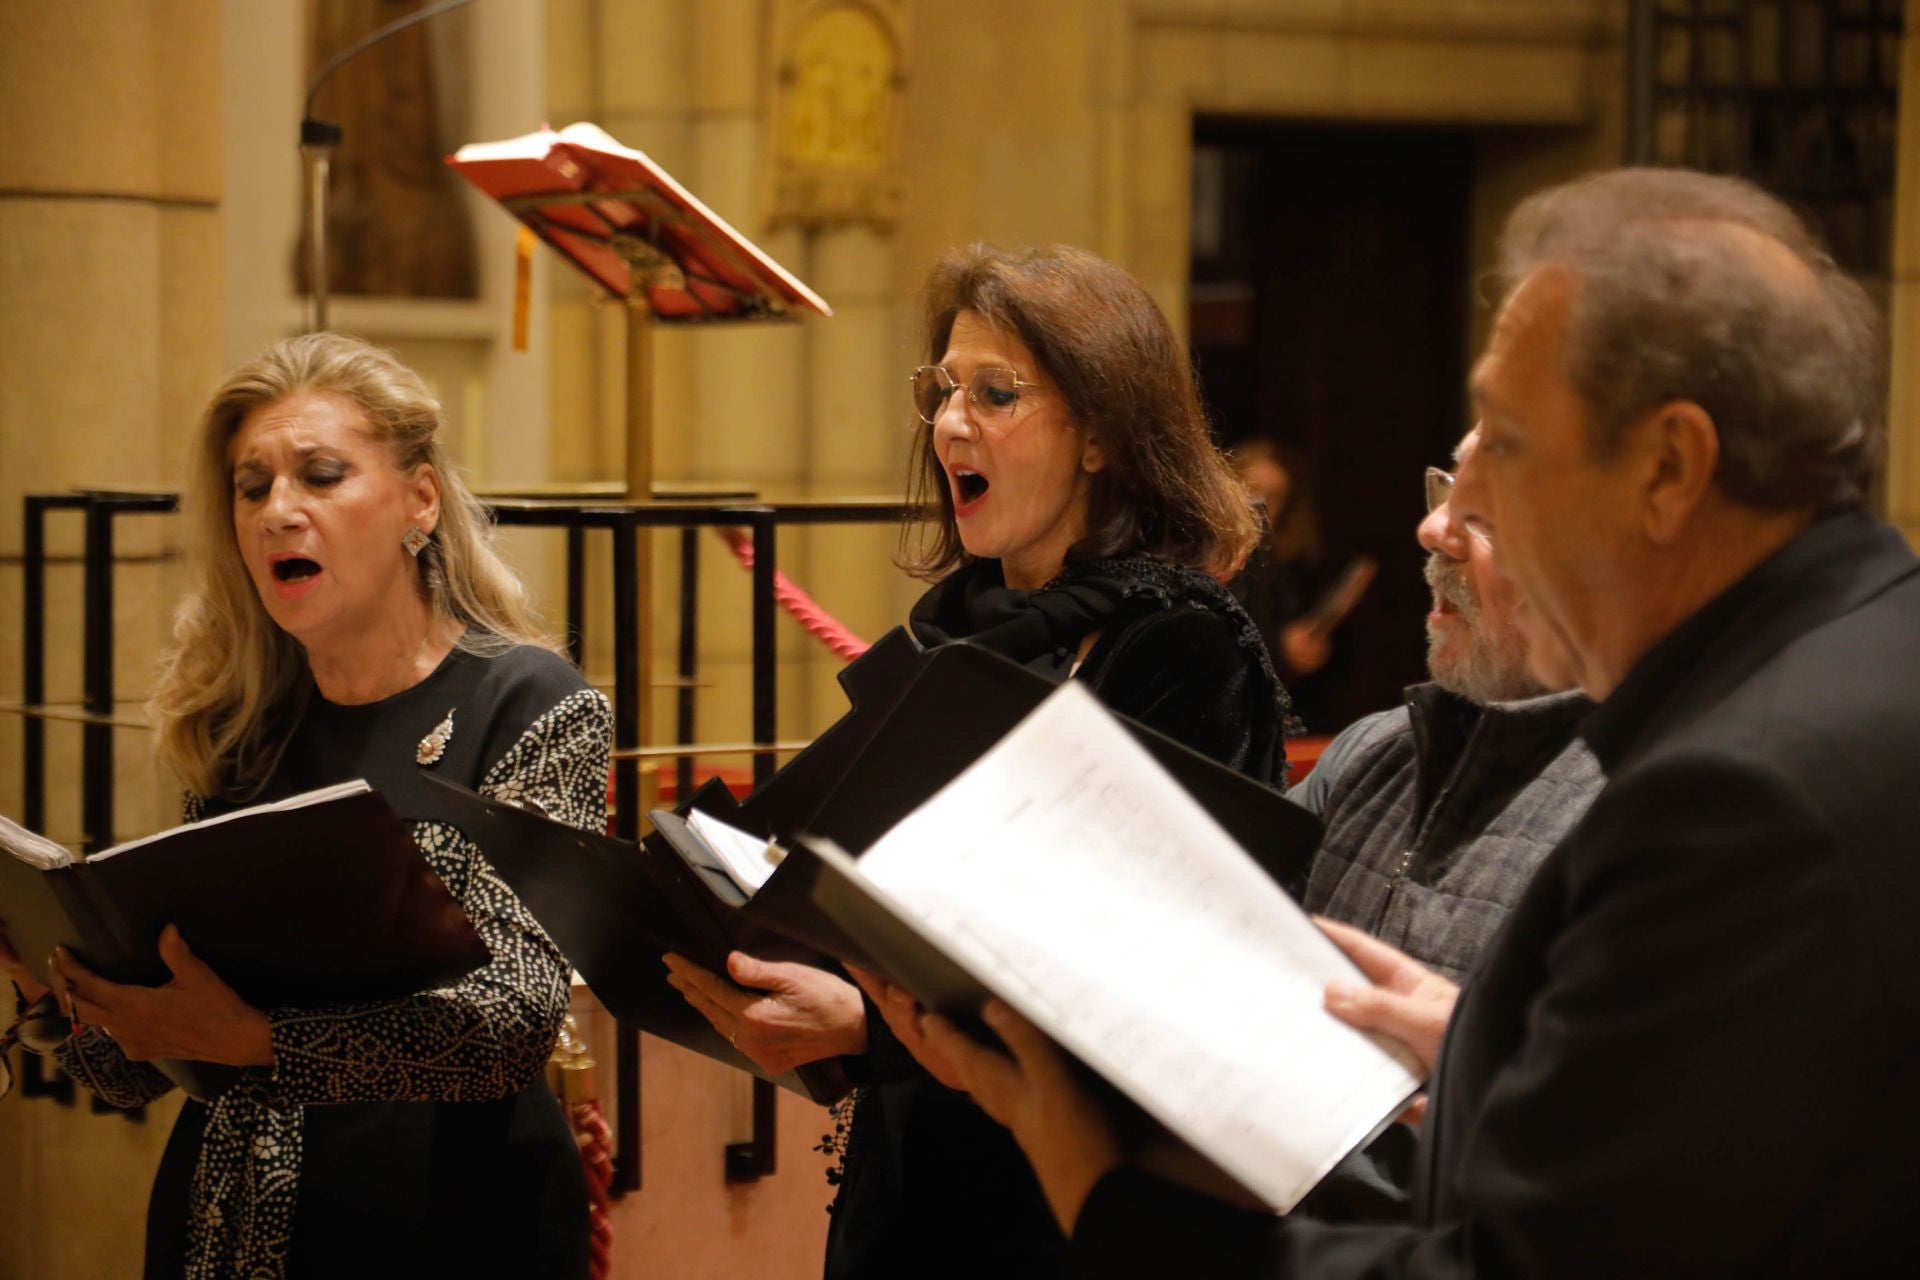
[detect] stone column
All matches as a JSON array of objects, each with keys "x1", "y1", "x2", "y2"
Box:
[
  {"x1": 0, "y1": 2, "x2": 221, "y2": 1275},
  {"x1": 800, "y1": 223, "x2": 914, "y2": 722},
  {"x1": 0, "y1": 0, "x2": 223, "y2": 829}
]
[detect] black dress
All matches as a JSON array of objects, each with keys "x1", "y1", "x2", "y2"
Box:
[
  {"x1": 823, "y1": 557, "x2": 1291, "y2": 1280},
  {"x1": 56, "y1": 643, "x2": 611, "y2": 1279}
]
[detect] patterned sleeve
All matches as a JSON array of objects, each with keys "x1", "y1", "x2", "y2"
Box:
[
  {"x1": 259, "y1": 688, "x2": 611, "y2": 1106},
  {"x1": 51, "y1": 1026, "x2": 177, "y2": 1108}
]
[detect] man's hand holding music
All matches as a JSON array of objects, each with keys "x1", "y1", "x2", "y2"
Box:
[{"x1": 1317, "y1": 917, "x2": 1459, "y2": 1124}]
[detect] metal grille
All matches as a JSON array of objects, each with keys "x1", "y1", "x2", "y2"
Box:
[{"x1": 1627, "y1": 0, "x2": 1905, "y2": 275}]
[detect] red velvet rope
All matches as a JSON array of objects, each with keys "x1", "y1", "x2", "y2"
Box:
[
  {"x1": 571, "y1": 1099, "x2": 616, "y2": 1279},
  {"x1": 715, "y1": 526, "x2": 871, "y2": 661}
]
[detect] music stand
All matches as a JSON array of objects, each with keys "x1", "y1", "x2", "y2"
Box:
[
  {"x1": 448, "y1": 122, "x2": 833, "y2": 499},
  {"x1": 449, "y1": 123, "x2": 833, "y2": 1192}
]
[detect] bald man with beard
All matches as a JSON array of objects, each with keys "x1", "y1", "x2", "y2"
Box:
[{"x1": 1284, "y1": 431, "x2": 1602, "y2": 1222}]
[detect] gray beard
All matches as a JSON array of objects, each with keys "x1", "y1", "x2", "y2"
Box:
[
  {"x1": 1425, "y1": 555, "x2": 1544, "y2": 706},
  {"x1": 1428, "y1": 623, "x2": 1546, "y2": 705}
]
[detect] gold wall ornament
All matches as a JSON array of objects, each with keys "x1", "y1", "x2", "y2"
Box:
[{"x1": 768, "y1": 0, "x2": 909, "y2": 230}]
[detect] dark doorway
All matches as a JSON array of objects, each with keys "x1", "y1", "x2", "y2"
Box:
[{"x1": 1192, "y1": 120, "x2": 1472, "y2": 734}]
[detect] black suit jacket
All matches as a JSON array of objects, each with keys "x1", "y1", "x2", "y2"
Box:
[{"x1": 1074, "y1": 511, "x2": 1920, "y2": 1276}]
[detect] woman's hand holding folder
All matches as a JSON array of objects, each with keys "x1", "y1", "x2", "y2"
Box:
[
  {"x1": 845, "y1": 964, "x2": 967, "y2": 1093},
  {"x1": 50, "y1": 924, "x2": 276, "y2": 1067},
  {"x1": 661, "y1": 949, "x2": 867, "y2": 1074},
  {"x1": 921, "y1": 999, "x2": 1125, "y2": 1234}
]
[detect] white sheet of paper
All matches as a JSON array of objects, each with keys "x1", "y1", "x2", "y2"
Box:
[
  {"x1": 856, "y1": 681, "x2": 1422, "y2": 1212},
  {"x1": 0, "y1": 814, "x2": 75, "y2": 869},
  {"x1": 686, "y1": 809, "x2": 785, "y2": 894},
  {"x1": 84, "y1": 779, "x2": 373, "y2": 863}
]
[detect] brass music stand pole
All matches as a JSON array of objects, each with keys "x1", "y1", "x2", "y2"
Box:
[
  {"x1": 616, "y1": 237, "x2": 684, "y2": 772},
  {"x1": 624, "y1": 296, "x2": 657, "y2": 813},
  {"x1": 606, "y1": 286, "x2": 662, "y2": 1196},
  {"x1": 624, "y1": 299, "x2": 655, "y2": 501},
  {"x1": 457, "y1": 132, "x2": 830, "y2": 1196}
]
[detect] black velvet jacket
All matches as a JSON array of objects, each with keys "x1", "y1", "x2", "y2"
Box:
[{"x1": 824, "y1": 556, "x2": 1290, "y2": 1280}]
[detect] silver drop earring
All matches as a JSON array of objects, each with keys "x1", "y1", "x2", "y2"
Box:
[{"x1": 402, "y1": 527, "x2": 431, "y2": 557}]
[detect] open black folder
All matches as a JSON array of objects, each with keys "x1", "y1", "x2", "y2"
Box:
[
  {"x1": 773, "y1": 681, "x2": 1423, "y2": 1213},
  {"x1": 420, "y1": 630, "x2": 1323, "y2": 1104},
  {"x1": 0, "y1": 783, "x2": 488, "y2": 1100}
]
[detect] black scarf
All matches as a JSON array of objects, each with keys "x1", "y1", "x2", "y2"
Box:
[{"x1": 909, "y1": 556, "x2": 1291, "y2": 719}]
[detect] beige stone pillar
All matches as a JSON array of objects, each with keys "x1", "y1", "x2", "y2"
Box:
[
  {"x1": 799, "y1": 224, "x2": 917, "y2": 722},
  {"x1": 0, "y1": 1, "x2": 221, "y2": 1275},
  {"x1": 1886, "y1": 0, "x2": 1920, "y2": 548}
]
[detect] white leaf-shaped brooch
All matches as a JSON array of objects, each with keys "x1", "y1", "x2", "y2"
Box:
[{"x1": 416, "y1": 708, "x2": 456, "y2": 765}]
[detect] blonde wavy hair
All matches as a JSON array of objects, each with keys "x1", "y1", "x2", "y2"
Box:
[{"x1": 151, "y1": 332, "x2": 557, "y2": 800}]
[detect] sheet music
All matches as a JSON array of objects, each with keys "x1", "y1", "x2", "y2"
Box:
[
  {"x1": 0, "y1": 814, "x2": 75, "y2": 869},
  {"x1": 857, "y1": 682, "x2": 1421, "y2": 1212},
  {"x1": 686, "y1": 810, "x2": 785, "y2": 894},
  {"x1": 85, "y1": 779, "x2": 372, "y2": 863}
]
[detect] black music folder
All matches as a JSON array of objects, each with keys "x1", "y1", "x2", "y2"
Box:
[
  {"x1": 420, "y1": 771, "x2": 852, "y2": 1100},
  {"x1": 768, "y1": 682, "x2": 1415, "y2": 1214},
  {"x1": 422, "y1": 629, "x2": 1320, "y2": 1105},
  {"x1": 0, "y1": 782, "x2": 489, "y2": 1100}
]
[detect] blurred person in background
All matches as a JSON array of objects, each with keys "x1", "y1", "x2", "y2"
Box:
[{"x1": 1230, "y1": 438, "x2": 1370, "y2": 731}]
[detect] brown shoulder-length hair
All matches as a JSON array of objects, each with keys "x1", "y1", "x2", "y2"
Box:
[{"x1": 898, "y1": 243, "x2": 1258, "y2": 581}]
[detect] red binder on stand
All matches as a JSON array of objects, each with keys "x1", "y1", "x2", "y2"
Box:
[{"x1": 448, "y1": 122, "x2": 832, "y2": 319}]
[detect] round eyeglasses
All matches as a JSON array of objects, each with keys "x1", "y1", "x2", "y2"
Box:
[
  {"x1": 910, "y1": 365, "x2": 1050, "y2": 426},
  {"x1": 1426, "y1": 466, "x2": 1492, "y2": 541}
]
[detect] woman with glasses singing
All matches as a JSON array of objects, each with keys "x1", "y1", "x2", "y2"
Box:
[{"x1": 664, "y1": 243, "x2": 1290, "y2": 1279}]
